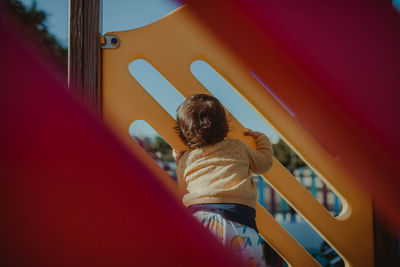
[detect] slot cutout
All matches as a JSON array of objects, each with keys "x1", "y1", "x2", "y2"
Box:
[
  {"x1": 129, "y1": 120, "x2": 176, "y2": 181},
  {"x1": 128, "y1": 59, "x2": 185, "y2": 118}
]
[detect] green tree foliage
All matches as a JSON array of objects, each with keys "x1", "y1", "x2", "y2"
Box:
[
  {"x1": 135, "y1": 136, "x2": 174, "y2": 162},
  {"x1": 6, "y1": 0, "x2": 67, "y2": 67},
  {"x1": 153, "y1": 136, "x2": 174, "y2": 162},
  {"x1": 272, "y1": 139, "x2": 305, "y2": 170}
]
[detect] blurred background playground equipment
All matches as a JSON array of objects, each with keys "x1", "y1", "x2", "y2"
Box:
[{"x1": 1, "y1": 1, "x2": 400, "y2": 266}]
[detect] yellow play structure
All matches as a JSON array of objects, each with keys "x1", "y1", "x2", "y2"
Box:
[{"x1": 101, "y1": 6, "x2": 373, "y2": 267}]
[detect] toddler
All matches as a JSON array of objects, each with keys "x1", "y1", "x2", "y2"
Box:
[{"x1": 173, "y1": 94, "x2": 273, "y2": 266}]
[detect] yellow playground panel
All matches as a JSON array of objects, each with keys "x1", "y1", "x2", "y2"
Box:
[{"x1": 101, "y1": 6, "x2": 373, "y2": 267}]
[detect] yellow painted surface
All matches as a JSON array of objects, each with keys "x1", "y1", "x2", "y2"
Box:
[{"x1": 102, "y1": 6, "x2": 373, "y2": 267}]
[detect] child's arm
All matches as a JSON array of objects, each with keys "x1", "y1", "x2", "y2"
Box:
[{"x1": 243, "y1": 129, "x2": 273, "y2": 174}]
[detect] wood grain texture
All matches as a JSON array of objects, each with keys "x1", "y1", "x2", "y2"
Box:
[{"x1": 69, "y1": 0, "x2": 102, "y2": 116}]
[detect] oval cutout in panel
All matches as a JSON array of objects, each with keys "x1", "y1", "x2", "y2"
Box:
[
  {"x1": 129, "y1": 120, "x2": 176, "y2": 181},
  {"x1": 128, "y1": 59, "x2": 185, "y2": 118}
]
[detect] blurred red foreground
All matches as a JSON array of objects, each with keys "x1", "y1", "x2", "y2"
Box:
[
  {"x1": 187, "y1": 0, "x2": 400, "y2": 227},
  {"x1": 0, "y1": 6, "x2": 244, "y2": 267}
]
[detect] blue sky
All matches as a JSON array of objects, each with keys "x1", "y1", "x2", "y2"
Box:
[{"x1": 20, "y1": 0, "x2": 69, "y2": 47}]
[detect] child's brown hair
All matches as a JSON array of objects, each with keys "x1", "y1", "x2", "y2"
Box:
[{"x1": 175, "y1": 94, "x2": 229, "y2": 149}]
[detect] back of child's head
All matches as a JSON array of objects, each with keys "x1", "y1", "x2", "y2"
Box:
[{"x1": 175, "y1": 94, "x2": 229, "y2": 149}]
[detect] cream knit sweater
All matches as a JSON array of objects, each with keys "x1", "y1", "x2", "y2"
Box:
[{"x1": 176, "y1": 134, "x2": 273, "y2": 208}]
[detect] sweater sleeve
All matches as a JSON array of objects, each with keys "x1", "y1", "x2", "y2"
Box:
[{"x1": 243, "y1": 134, "x2": 273, "y2": 174}]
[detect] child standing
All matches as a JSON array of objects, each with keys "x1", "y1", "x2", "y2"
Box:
[{"x1": 173, "y1": 94, "x2": 273, "y2": 267}]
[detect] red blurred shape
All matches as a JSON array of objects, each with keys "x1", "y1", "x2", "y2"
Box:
[{"x1": 0, "y1": 7, "x2": 244, "y2": 267}]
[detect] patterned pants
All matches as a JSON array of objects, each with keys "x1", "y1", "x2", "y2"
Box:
[{"x1": 193, "y1": 210, "x2": 266, "y2": 267}]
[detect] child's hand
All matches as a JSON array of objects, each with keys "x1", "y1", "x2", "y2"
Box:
[
  {"x1": 172, "y1": 149, "x2": 185, "y2": 164},
  {"x1": 244, "y1": 129, "x2": 263, "y2": 139}
]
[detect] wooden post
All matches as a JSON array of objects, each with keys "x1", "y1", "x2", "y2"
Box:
[{"x1": 69, "y1": 0, "x2": 102, "y2": 116}]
